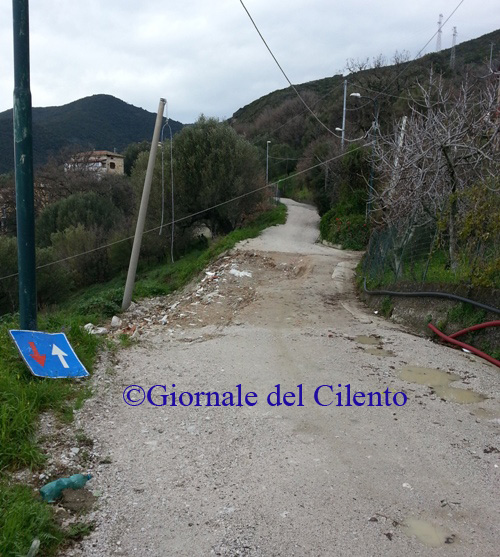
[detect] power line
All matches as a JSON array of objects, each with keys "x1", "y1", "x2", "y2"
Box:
[
  {"x1": 247, "y1": 79, "x2": 347, "y2": 146},
  {"x1": 370, "y1": 0, "x2": 466, "y2": 104},
  {"x1": 238, "y1": 0, "x2": 342, "y2": 140},
  {"x1": 344, "y1": 0, "x2": 466, "y2": 114},
  {"x1": 0, "y1": 147, "x2": 365, "y2": 284},
  {"x1": 242, "y1": 0, "x2": 465, "y2": 144}
]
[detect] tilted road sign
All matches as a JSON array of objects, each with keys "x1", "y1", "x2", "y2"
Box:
[{"x1": 9, "y1": 330, "x2": 89, "y2": 378}]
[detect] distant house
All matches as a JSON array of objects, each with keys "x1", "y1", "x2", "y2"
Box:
[{"x1": 68, "y1": 150, "x2": 125, "y2": 175}]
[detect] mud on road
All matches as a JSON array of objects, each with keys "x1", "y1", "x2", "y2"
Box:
[{"x1": 69, "y1": 199, "x2": 499, "y2": 556}]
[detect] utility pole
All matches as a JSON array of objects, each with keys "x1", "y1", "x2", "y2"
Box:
[
  {"x1": 341, "y1": 79, "x2": 347, "y2": 151},
  {"x1": 12, "y1": 0, "x2": 37, "y2": 330},
  {"x1": 122, "y1": 98, "x2": 166, "y2": 311}
]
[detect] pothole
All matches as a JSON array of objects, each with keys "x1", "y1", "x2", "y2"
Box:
[
  {"x1": 399, "y1": 366, "x2": 486, "y2": 404},
  {"x1": 364, "y1": 347, "x2": 394, "y2": 357},
  {"x1": 402, "y1": 517, "x2": 455, "y2": 547},
  {"x1": 355, "y1": 335, "x2": 380, "y2": 345},
  {"x1": 471, "y1": 407, "x2": 500, "y2": 420}
]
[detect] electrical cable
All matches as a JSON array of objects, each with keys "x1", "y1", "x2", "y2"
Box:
[
  {"x1": 354, "y1": 0, "x2": 467, "y2": 111},
  {"x1": 159, "y1": 102, "x2": 175, "y2": 262},
  {"x1": 0, "y1": 148, "x2": 363, "y2": 283},
  {"x1": 238, "y1": 0, "x2": 342, "y2": 140}
]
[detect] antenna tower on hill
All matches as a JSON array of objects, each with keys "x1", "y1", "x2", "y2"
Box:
[
  {"x1": 450, "y1": 27, "x2": 457, "y2": 68},
  {"x1": 436, "y1": 14, "x2": 443, "y2": 51}
]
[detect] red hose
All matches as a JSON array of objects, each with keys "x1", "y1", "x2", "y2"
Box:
[
  {"x1": 448, "y1": 320, "x2": 500, "y2": 339},
  {"x1": 428, "y1": 323, "x2": 500, "y2": 368}
]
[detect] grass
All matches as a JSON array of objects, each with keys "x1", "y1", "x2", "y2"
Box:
[
  {"x1": 365, "y1": 248, "x2": 499, "y2": 291},
  {"x1": 0, "y1": 202, "x2": 286, "y2": 556},
  {"x1": 0, "y1": 481, "x2": 64, "y2": 556}
]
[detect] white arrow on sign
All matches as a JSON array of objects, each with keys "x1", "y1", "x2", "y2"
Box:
[{"x1": 52, "y1": 344, "x2": 69, "y2": 368}]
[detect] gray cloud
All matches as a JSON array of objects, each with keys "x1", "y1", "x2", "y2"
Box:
[{"x1": 0, "y1": 1, "x2": 497, "y2": 123}]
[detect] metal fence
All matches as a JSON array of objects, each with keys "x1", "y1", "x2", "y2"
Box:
[{"x1": 363, "y1": 223, "x2": 500, "y2": 294}]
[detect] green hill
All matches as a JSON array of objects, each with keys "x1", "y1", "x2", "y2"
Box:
[
  {"x1": 229, "y1": 28, "x2": 500, "y2": 153},
  {"x1": 0, "y1": 94, "x2": 183, "y2": 174}
]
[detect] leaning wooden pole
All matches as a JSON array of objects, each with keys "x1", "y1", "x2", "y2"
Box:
[{"x1": 122, "y1": 98, "x2": 166, "y2": 311}]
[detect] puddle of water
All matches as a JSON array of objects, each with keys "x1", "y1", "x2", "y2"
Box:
[
  {"x1": 399, "y1": 366, "x2": 486, "y2": 404},
  {"x1": 402, "y1": 518, "x2": 455, "y2": 548},
  {"x1": 399, "y1": 365, "x2": 460, "y2": 386},
  {"x1": 471, "y1": 408, "x2": 500, "y2": 420},
  {"x1": 355, "y1": 335, "x2": 380, "y2": 345},
  {"x1": 434, "y1": 386, "x2": 486, "y2": 404},
  {"x1": 365, "y1": 347, "x2": 394, "y2": 357}
]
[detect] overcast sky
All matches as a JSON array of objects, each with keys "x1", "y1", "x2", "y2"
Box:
[{"x1": 0, "y1": 1, "x2": 497, "y2": 123}]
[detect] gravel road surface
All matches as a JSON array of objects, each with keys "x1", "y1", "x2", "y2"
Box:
[{"x1": 71, "y1": 199, "x2": 499, "y2": 556}]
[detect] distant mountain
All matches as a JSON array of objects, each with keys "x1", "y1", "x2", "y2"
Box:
[{"x1": 0, "y1": 94, "x2": 184, "y2": 174}]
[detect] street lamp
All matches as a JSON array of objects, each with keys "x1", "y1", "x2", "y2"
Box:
[
  {"x1": 350, "y1": 92, "x2": 379, "y2": 218},
  {"x1": 266, "y1": 140, "x2": 271, "y2": 186}
]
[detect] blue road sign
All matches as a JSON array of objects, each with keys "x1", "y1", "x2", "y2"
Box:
[{"x1": 9, "y1": 330, "x2": 89, "y2": 379}]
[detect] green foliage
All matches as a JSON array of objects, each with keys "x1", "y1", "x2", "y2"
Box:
[
  {"x1": 36, "y1": 247, "x2": 72, "y2": 307},
  {"x1": 0, "y1": 313, "x2": 101, "y2": 472},
  {"x1": 50, "y1": 224, "x2": 110, "y2": 287},
  {"x1": 455, "y1": 181, "x2": 500, "y2": 288},
  {"x1": 172, "y1": 115, "x2": 266, "y2": 233},
  {"x1": 380, "y1": 296, "x2": 393, "y2": 317},
  {"x1": 0, "y1": 236, "x2": 18, "y2": 314},
  {"x1": 0, "y1": 481, "x2": 64, "y2": 556},
  {"x1": 73, "y1": 289, "x2": 122, "y2": 318},
  {"x1": 123, "y1": 140, "x2": 151, "y2": 176},
  {"x1": 447, "y1": 303, "x2": 487, "y2": 329},
  {"x1": 36, "y1": 192, "x2": 120, "y2": 248},
  {"x1": 320, "y1": 211, "x2": 369, "y2": 250},
  {"x1": 130, "y1": 116, "x2": 268, "y2": 264}
]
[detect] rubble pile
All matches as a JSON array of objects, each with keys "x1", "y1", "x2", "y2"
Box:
[{"x1": 84, "y1": 251, "x2": 303, "y2": 341}]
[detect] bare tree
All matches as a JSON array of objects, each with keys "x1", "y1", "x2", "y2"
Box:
[{"x1": 373, "y1": 74, "x2": 499, "y2": 270}]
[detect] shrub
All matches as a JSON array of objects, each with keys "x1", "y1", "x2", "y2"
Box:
[
  {"x1": 0, "y1": 236, "x2": 18, "y2": 314},
  {"x1": 36, "y1": 247, "x2": 71, "y2": 307},
  {"x1": 321, "y1": 212, "x2": 369, "y2": 250},
  {"x1": 50, "y1": 224, "x2": 110, "y2": 287},
  {"x1": 36, "y1": 191, "x2": 121, "y2": 248}
]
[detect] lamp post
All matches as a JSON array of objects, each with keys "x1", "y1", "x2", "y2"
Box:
[
  {"x1": 341, "y1": 79, "x2": 347, "y2": 150},
  {"x1": 266, "y1": 140, "x2": 271, "y2": 186},
  {"x1": 350, "y1": 92, "x2": 379, "y2": 218}
]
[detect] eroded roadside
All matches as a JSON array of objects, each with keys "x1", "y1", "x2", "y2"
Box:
[{"x1": 62, "y1": 199, "x2": 499, "y2": 556}]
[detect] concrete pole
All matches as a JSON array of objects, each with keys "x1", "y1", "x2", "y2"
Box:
[
  {"x1": 341, "y1": 79, "x2": 347, "y2": 151},
  {"x1": 122, "y1": 98, "x2": 166, "y2": 310},
  {"x1": 13, "y1": 0, "x2": 37, "y2": 330},
  {"x1": 266, "y1": 140, "x2": 271, "y2": 186}
]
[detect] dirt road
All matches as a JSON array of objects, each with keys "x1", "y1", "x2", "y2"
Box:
[{"x1": 73, "y1": 199, "x2": 499, "y2": 556}]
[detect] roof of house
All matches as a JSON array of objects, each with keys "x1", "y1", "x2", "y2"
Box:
[
  {"x1": 74, "y1": 150, "x2": 124, "y2": 160},
  {"x1": 88, "y1": 150, "x2": 124, "y2": 158}
]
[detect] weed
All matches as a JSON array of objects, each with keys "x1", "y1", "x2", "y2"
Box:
[
  {"x1": 118, "y1": 333, "x2": 134, "y2": 348},
  {"x1": 380, "y1": 296, "x2": 393, "y2": 318},
  {"x1": 66, "y1": 521, "x2": 95, "y2": 541},
  {"x1": 0, "y1": 481, "x2": 64, "y2": 556},
  {"x1": 447, "y1": 303, "x2": 486, "y2": 328}
]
